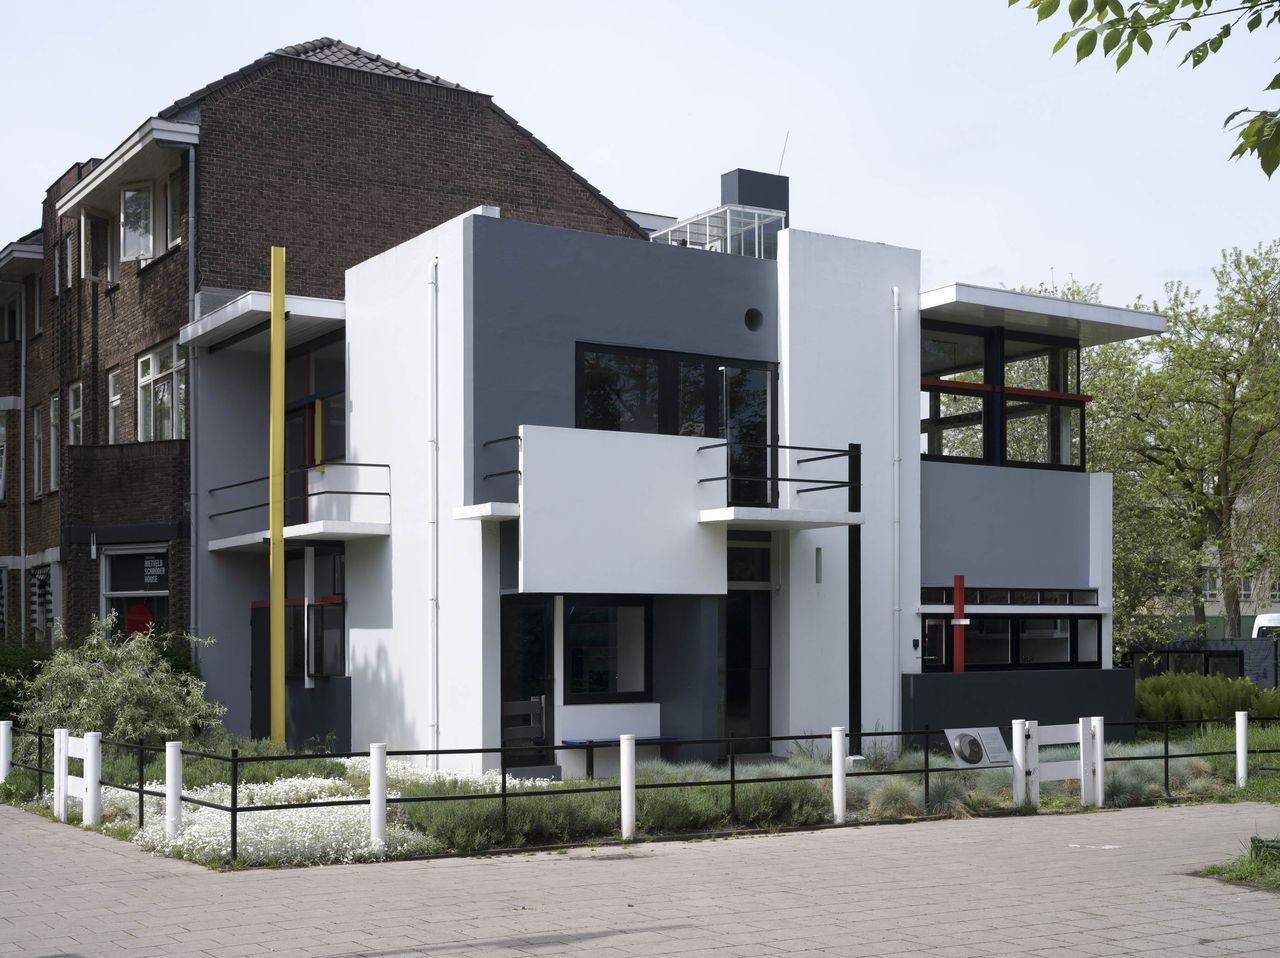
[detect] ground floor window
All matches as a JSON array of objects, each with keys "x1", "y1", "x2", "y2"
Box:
[
  {"x1": 101, "y1": 547, "x2": 169, "y2": 634},
  {"x1": 29, "y1": 567, "x2": 52, "y2": 644},
  {"x1": 564, "y1": 596, "x2": 652, "y2": 704},
  {"x1": 922, "y1": 614, "x2": 1102, "y2": 671}
]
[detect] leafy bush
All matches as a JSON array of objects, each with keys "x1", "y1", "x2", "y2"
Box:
[
  {"x1": 13, "y1": 616, "x2": 224, "y2": 743},
  {"x1": 1136, "y1": 672, "x2": 1280, "y2": 723},
  {"x1": 0, "y1": 643, "x2": 50, "y2": 721}
]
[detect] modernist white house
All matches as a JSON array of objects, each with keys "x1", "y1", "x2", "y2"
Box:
[{"x1": 185, "y1": 171, "x2": 1164, "y2": 771}]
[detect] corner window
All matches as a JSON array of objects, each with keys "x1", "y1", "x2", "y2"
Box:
[
  {"x1": 31, "y1": 406, "x2": 42, "y2": 497},
  {"x1": 107, "y1": 368, "x2": 122, "y2": 443},
  {"x1": 137, "y1": 342, "x2": 186, "y2": 441},
  {"x1": 102, "y1": 548, "x2": 169, "y2": 635},
  {"x1": 48, "y1": 396, "x2": 59, "y2": 492},
  {"x1": 121, "y1": 186, "x2": 154, "y2": 262},
  {"x1": 68, "y1": 383, "x2": 83, "y2": 445},
  {"x1": 564, "y1": 597, "x2": 652, "y2": 704}
]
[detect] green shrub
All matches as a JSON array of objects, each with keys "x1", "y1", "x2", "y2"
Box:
[
  {"x1": 13, "y1": 615, "x2": 225, "y2": 743},
  {"x1": 1136, "y1": 672, "x2": 1280, "y2": 723},
  {"x1": 0, "y1": 643, "x2": 51, "y2": 721}
]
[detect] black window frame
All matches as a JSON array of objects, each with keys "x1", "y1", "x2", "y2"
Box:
[
  {"x1": 563, "y1": 594, "x2": 654, "y2": 705},
  {"x1": 920, "y1": 613, "x2": 1104, "y2": 673},
  {"x1": 920, "y1": 319, "x2": 1087, "y2": 472},
  {"x1": 307, "y1": 601, "x2": 347, "y2": 679}
]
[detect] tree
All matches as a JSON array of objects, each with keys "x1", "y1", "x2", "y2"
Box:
[{"x1": 1014, "y1": 0, "x2": 1280, "y2": 176}]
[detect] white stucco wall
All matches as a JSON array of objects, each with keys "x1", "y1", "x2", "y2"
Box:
[{"x1": 776, "y1": 230, "x2": 923, "y2": 737}]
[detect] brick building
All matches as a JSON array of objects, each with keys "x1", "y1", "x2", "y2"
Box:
[{"x1": 0, "y1": 38, "x2": 642, "y2": 647}]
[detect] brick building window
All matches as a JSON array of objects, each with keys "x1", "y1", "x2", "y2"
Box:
[
  {"x1": 49, "y1": 396, "x2": 59, "y2": 492},
  {"x1": 164, "y1": 171, "x2": 183, "y2": 249},
  {"x1": 51, "y1": 245, "x2": 59, "y2": 300},
  {"x1": 1, "y1": 296, "x2": 17, "y2": 341},
  {"x1": 107, "y1": 368, "x2": 122, "y2": 443},
  {"x1": 64, "y1": 235, "x2": 73, "y2": 291},
  {"x1": 32, "y1": 277, "x2": 40, "y2": 334},
  {"x1": 137, "y1": 341, "x2": 186, "y2": 441},
  {"x1": 68, "y1": 383, "x2": 83, "y2": 445},
  {"x1": 31, "y1": 406, "x2": 42, "y2": 497},
  {"x1": 102, "y1": 548, "x2": 169, "y2": 634},
  {"x1": 121, "y1": 186, "x2": 154, "y2": 262},
  {"x1": 29, "y1": 566, "x2": 52, "y2": 645}
]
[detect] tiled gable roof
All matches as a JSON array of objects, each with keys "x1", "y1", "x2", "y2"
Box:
[{"x1": 275, "y1": 38, "x2": 473, "y2": 91}]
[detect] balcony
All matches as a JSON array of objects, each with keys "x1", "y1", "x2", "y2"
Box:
[
  {"x1": 206, "y1": 462, "x2": 391, "y2": 552},
  {"x1": 649, "y1": 204, "x2": 786, "y2": 260},
  {"x1": 459, "y1": 426, "x2": 860, "y2": 595}
]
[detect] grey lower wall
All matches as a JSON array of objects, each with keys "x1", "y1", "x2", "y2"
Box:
[
  {"x1": 469, "y1": 215, "x2": 779, "y2": 504},
  {"x1": 900, "y1": 669, "x2": 1136, "y2": 740},
  {"x1": 1130, "y1": 638, "x2": 1280, "y2": 687},
  {"x1": 652, "y1": 595, "x2": 723, "y2": 764},
  {"x1": 286, "y1": 677, "x2": 352, "y2": 752},
  {"x1": 920, "y1": 461, "x2": 1092, "y2": 588}
]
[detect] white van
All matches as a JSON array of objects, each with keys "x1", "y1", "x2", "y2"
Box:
[{"x1": 1254, "y1": 614, "x2": 1280, "y2": 638}]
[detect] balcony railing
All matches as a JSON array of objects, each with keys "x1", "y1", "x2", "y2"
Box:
[
  {"x1": 206, "y1": 461, "x2": 391, "y2": 541},
  {"x1": 695, "y1": 441, "x2": 859, "y2": 509},
  {"x1": 649, "y1": 204, "x2": 786, "y2": 260}
]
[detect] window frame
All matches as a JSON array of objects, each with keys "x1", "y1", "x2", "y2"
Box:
[
  {"x1": 120, "y1": 183, "x2": 155, "y2": 263},
  {"x1": 107, "y1": 368, "x2": 123, "y2": 444},
  {"x1": 563, "y1": 594, "x2": 654, "y2": 705},
  {"x1": 165, "y1": 171, "x2": 183, "y2": 249},
  {"x1": 48, "y1": 395, "x2": 59, "y2": 492},
  {"x1": 31, "y1": 406, "x2": 42, "y2": 497},
  {"x1": 920, "y1": 613, "x2": 1104, "y2": 673},
  {"x1": 99, "y1": 544, "x2": 171, "y2": 634},
  {"x1": 136, "y1": 341, "x2": 187, "y2": 442},
  {"x1": 68, "y1": 382, "x2": 83, "y2": 446}
]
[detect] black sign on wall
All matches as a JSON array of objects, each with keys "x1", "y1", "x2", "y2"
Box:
[{"x1": 109, "y1": 552, "x2": 169, "y2": 593}]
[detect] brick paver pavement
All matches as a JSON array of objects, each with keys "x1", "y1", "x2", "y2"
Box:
[{"x1": 1, "y1": 802, "x2": 1278, "y2": 957}]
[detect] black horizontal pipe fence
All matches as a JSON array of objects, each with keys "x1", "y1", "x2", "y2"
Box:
[{"x1": 7, "y1": 716, "x2": 1280, "y2": 861}]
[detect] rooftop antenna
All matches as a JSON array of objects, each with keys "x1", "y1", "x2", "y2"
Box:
[
  {"x1": 777, "y1": 130, "x2": 790, "y2": 175},
  {"x1": 1050, "y1": 266, "x2": 1057, "y2": 296}
]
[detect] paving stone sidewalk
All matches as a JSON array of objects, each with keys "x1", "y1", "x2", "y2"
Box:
[{"x1": 1, "y1": 802, "x2": 1278, "y2": 957}]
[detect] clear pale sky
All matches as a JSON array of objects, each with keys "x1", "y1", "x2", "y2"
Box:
[{"x1": 2, "y1": 0, "x2": 1274, "y2": 306}]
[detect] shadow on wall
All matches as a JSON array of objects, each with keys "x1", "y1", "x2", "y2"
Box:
[{"x1": 352, "y1": 636, "x2": 414, "y2": 748}]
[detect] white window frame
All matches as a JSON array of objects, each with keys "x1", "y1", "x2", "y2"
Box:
[
  {"x1": 0, "y1": 418, "x2": 7, "y2": 501},
  {"x1": 32, "y1": 276, "x2": 41, "y2": 334},
  {"x1": 137, "y1": 341, "x2": 186, "y2": 441},
  {"x1": 107, "y1": 368, "x2": 122, "y2": 444},
  {"x1": 1241, "y1": 577, "x2": 1254, "y2": 603},
  {"x1": 64, "y1": 235, "x2": 73, "y2": 291},
  {"x1": 31, "y1": 406, "x2": 42, "y2": 497},
  {"x1": 99, "y1": 543, "x2": 170, "y2": 623},
  {"x1": 52, "y1": 245, "x2": 60, "y2": 299},
  {"x1": 49, "y1": 395, "x2": 59, "y2": 492},
  {"x1": 68, "y1": 382, "x2": 83, "y2": 446},
  {"x1": 120, "y1": 183, "x2": 155, "y2": 263}
]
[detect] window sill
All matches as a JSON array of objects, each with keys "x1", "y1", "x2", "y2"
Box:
[{"x1": 137, "y1": 244, "x2": 183, "y2": 274}]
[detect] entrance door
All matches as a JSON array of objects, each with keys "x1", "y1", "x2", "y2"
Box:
[
  {"x1": 725, "y1": 590, "x2": 771, "y2": 753},
  {"x1": 500, "y1": 596, "x2": 555, "y2": 768}
]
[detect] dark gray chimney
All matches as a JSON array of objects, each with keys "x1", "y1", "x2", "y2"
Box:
[{"x1": 721, "y1": 169, "x2": 789, "y2": 215}]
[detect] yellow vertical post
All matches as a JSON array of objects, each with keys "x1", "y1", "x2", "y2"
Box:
[{"x1": 269, "y1": 246, "x2": 287, "y2": 744}]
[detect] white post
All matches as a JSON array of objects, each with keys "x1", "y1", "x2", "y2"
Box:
[
  {"x1": 1236, "y1": 711, "x2": 1249, "y2": 788},
  {"x1": 1078, "y1": 716, "x2": 1093, "y2": 808},
  {"x1": 82, "y1": 732, "x2": 102, "y2": 827},
  {"x1": 1090, "y1": 716, "x2": 1105, "y2": 807},
  {"x1": 831, "y1": 726, "x2": 847, "y2": 825},
  {"x1": 619, "y1": 734, "x2": 636, "y2": 841},
  {"x1": 1026, "y1": 720, "x2": 1041, "y2": 810},
  {"x1": 1011, "y1": 719, "x2": 1026, "y2": 807},
  {"x1": 164, "y1": 741, "x2": 182, "y2": 839},
  {"x1": 0, "y1": 720, "x2": 11, "y2": 784},
  {"x1": 53, "y1": 728, "x2": 68, "y2": 822},
  {"x1": 369, "y1": 743, "x2": 387, "y2": 852}
]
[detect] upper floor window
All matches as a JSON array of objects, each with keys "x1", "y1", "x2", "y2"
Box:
[
  {"x1": 121, "y1": 186, "x2": 154, "y2": 262},
  {"x1": 1, "y1": 297, "x2": 17, "y2": 342},
  {"x1": 1270, "y1": 580, "x2": 1280, "y2": 604},
  {"x1": 49, "y1": 395, "x2": 60, "y2": 492},
  {"x1": 68, "y1": 383, "x2": 83, "y2": 446},
  {"x1": 52, "y1": 245, "x2": 60, "y2": 300},
  {"x1": 164, "y1": 172, "x2": 183, "y2": 249},
  {"x1": 107, "y1": 368, "x2": 123, "y2": 443},
  {"x1": 137, "y1": 342, "x2": 186, "y2": 441},
  {"x1": 921, "y1": 321, "x2": 1086, "y2": 471},
  {"x1": 1241, "y1": 577, "x2": 1254, "y2": 602},
  {"x1": 32, "y1": 277, "x2": 41, "y2": 334},
  {"x1": 31, "y1": 406, "x2": 43, "y2": 497},
  {"x1": 64, "y1": 236, "x2": 73, "y2": 291}
]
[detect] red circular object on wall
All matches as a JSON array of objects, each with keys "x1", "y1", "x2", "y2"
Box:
[{"x1": 125, "y1": 603, "x2": 154, "y2": 635}]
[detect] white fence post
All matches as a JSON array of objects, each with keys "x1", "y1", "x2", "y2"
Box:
[
  {"x1": 1236, "y1": 711, "x2": 1249, "y2": 788},
  {"x1": 620, "y1": 734, "x2": 636, "y2": 841},
  {"x1": 164, "y1": 741, "x2": 183, "y2": 839},
  {"x1": 82, "y1": 732, "x2": 102, "y2": 827},
  {"x1": 53, "y1": 728, "x2": 68, "y2": 822},
  {"x1": 0, "y1": 720, "x2": 11, "y2": 784},
  {"x1": 1090, "y1": 716, "x2": 1105, "y2": 807},
  {"x1": 1077, "y1": 716, "x2": 1094, "y2": 807},
  {"x1": 369, "y1": 743, "x2": 387, "y2": 852},
  {"x1": 1026, "y1": 720, "x2": 1041, "y2": 809},
  {"x1": 831, "y1": 726, "x2": 847, "y2": 825},
  {"x1": 1011, "y1": 719, "x2": 1026, "y2": 806}
]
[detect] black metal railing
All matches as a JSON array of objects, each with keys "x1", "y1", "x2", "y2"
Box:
[
  {"x1": 207, "y1": 460, "x2": 391, "y2": 530},
  {"x1": 697, "y1": 441, "x2": 860, "y2": 509}
]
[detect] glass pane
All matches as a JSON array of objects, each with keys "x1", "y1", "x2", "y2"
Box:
[
  {"x1": 313, "y1": 341, "x2": 344, "y2": 394},
  {"x1": 324, "y1": 392, "x2": 346, "y2": 461},
  {"x1": 922, "y1": 617, "x2": 948, "y2": 669},
  {"x1": 922, "y1": 329, "x2": 986, "y2": 383},
  {"x1": 175, "y1": 367, "x2": 187, "y2": 439},
  {"x1": 139, "y1": 383, "x2": 153, "y2": 441},
  {"x1": 1170, "y1": 652, "x2": 1204, "y2": 674},
  {"x1": 1005, "y1": 400, "x2": 1082, "y2": 466},
  {"x1": 107, "y1": 595, "x2": 169, "y2": 635},
  {"x1": 921, "y1": 587, "x2": 949, "y2": 605},
  {"x1": 1207, "y1": 654, "x2": 1243, "y2": 678},
  {"x1": 154, "y1": 379, "x2": 172, "y2": 440},
  {"x1": 725, "y1": 365, "x2": 771, "y2": 505},
  {"x1": 677, "y1": 360, "x2": 707, "y2": 436},
  {"x1": 965, "y1": 618, "x2": 1011, "y2": 666},
  {"x1": 566, "y1": 602, "x2": 648, "y2": 698},
  {"x1": 1071, "y1": 589, "x2": 1099, "y2": 605},
  {"x1": 121, "y1": 189, "x2": 153, "y2": 260},
  {"x1": 1041, "y1": 590, "x2": 1069, "y2": 605},
  {"x1": 157, "y1": 347, "x2": 173, "y2": 374},
  {"x1": 580, "y1": 350, "x2": 661, "y2": 433},
  {"x1": 1011, "y1": 589, "x2": 1038, "y2": 605},
  {"x1": 108, "y1": 370, "x2": 121, "y2": 399},
  {"x1": 920, "y1": 389, "x2": 983, "y2": 459},
  {"x1": 1019, "y1": 618, "x2": 1071, "y2": 664},
  {"x1": 107, "y1": 552, "x2": 169, "y2": 592},
  {"x1": 1076, "y1": 620, "x2": 1100, "y2": 663},
  {"x1": 728, "y1": 546, "x2": 770, "y2": 583},
  {"x1": 286, "y1": 353, "x2": 309, "y2": 404},
  {"x1": 1005, "y1": 340, "x2": 1079, "y2": 393},
  {"x1": 980, "y1": 589, "x2": 1011, "y2": 605}
]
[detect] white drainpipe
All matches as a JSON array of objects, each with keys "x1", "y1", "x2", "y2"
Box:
[
  {"x1": 428, "y1": 258, "x2": 440, "y2": 769},
  {"x1": 18, "y1": 282, "x2": 27, "y2": 637},
  {"x1": 891, "y1": 286, "x2": 902, "y2": 731}
]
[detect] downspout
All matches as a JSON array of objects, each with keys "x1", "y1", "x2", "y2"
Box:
[
  {"x1": 186, "y1": 145, "x2": 198, "y2": 649},
  {"x1": 891, "y1": 286, "x2": 902, "y2": 732},
  {"x1": 428, "y1": 258, "x2": 440, "y2": 770},
  {"x1": 18, "y1": 282, "x2": 27, "y2": 639}
]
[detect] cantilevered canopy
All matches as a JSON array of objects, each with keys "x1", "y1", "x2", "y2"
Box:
[
  {"x1": 0, "y1": 233, "x2": 42, "y2": 282},
  {"x1": 921, "y1": 283, "x2": 1164, "y2": 346},
  {"x1": 180, "y1": 291, "x2": 344, "y2": 351},
  {"x1": 54, "y1": 118, "x2": 197, "y2": 221}
]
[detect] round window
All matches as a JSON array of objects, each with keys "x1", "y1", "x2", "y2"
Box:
[{"x1": 744, "y1": 307, "x2": 764, "y2": 331}]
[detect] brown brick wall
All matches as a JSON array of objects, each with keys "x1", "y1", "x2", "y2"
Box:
[{"x1": 196, "y1": 58, "x2": 644, "y2": 299}]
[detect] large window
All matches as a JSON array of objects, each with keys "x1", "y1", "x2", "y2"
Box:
[
  {"x1": 68, "y1": 383, "x2": 83, "y2": 445},
  {"x1": 577, "y1": 343, "x2": 777, "y2": 505},
  {"x1": 921, "y1": 321, "x2": 1086, "y2": 470},
  {"x1": 564, "y1": 596, "x2": 652, "y2": 704},
  {"x1": 137, "y1": 341, "x2": 186, "y2": 441},
  {"x1": 921, "y1": 615, "x2": 1102, "y2": 671},
  {"x1": 31, "y1": 406, "x2": 42, "y2": 497},
  {"x1": 101, "y1": 548, "x2": 169, "y2": 634},
  {"x1": 308, "y1": 602, "x2": 346, "y2": 678},
  {"x1": 48, "y1": 396, "x2": 59, "y2": 492},
  {"x1": 121, "y1": 186, "x2": 154, "y2": 262}
]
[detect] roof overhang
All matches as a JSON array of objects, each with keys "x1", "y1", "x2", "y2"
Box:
[
  {"x1": 54, "y1": 118, "x2": 199, "y2": 220},
  {"x1": 0, "y1": 241, "x2": 42, "y2": 280},
  {"x1": 920, "y1": 283, "x2": 1165, "y2": 346},
  {"x1": 180, "y1": 290, "x2": 345, "y2": 350}
]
